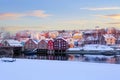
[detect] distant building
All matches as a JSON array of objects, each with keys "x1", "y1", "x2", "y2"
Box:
[
  {"x1": 0, "y1": 40, "x2": 3, "y2": 47},
  {"x1": 73, "y1": 33, "x2": 82, "y2": 40},
  {"x1": 116, "y1": 36, "x2": 120, "y2": 44},
  {"x1": 84, "y1": 36, "x2": 99, "y2": 44},
  {"x1": 103, "y1": 34, "x2": 116, "y2": 45}
]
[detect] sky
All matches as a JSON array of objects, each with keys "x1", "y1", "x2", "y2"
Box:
[{"x1": 0, "y1": 0, "x2": 120, "y2": 33}]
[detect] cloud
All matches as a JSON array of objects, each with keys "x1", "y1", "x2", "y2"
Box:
[
  {"x1": 95, "y1": 14, "x2": 120, "y2": 19},
  {"x1": 104, "y1": 14, "x2": 120, "y2": 19},
  {"x1": 80, "y1": 7, "x2": 120, "y2": 11},
  {"x1": 27, "y1": 10, "x2": 51, "y2": 18},
  {"x1": 106, "y1": 22, "x2": 120, "y2": 24},
  {"x1": 0, "y1": 10, "x2": 51, "y2": 20},
  {"x1": 0, "y1": 13, "x2": 24, "y2": 20}
]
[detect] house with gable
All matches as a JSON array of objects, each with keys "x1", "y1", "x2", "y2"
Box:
[
  {"x1": 103, "y1": 34, "x2": 116, "y2": 45},
  {"x1": 24, "y1": 38, "x2": 38, "y2": 50}
]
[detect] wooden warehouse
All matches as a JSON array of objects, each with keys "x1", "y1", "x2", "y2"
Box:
[
  {"x1": 37, "y1": 39, "x2": 48, "y2": 56},
  {"x1": 53, "y1": 37, "x2": 69, "y2": 54},
  {"x1": 24, "y1": 38, "x2": 38, "y2": 50}
]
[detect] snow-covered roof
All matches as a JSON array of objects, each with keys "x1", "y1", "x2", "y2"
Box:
[
  {"x1": 83, "y1": 30, "x2": 95, "y2": 34},
  {"x1": 32, "y1": 40, "x2": 38, "y2": 44},
  {"x1": 103, "y1": 34, "x2": 116, "y2": 39},
  {"x1": 55, "y1": 37, "x2": 67, "y2": 42},
  {"x1": 26, "y1": 39, "x2": 38, "y2": 44},
  {"x1": 86, "y1": 36, "x2": 98, "y2": 41},
  {"x1": 45, "y1": 38, "x2": 54, "y2": 42},
  {"x1": 38, "y1": 39, "x2": 48, "y2": 43},
  {"x1": 19, "y1": 38, "x2": 30, "y2": 43},
  {"x1": 83, "y1": 44, "x2": 114, "y2": 51},
  {"x1": 5, "y1": 39, "x2": 23, "y2": 47}
]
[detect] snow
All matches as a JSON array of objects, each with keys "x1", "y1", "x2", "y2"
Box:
[
  {"x1": 32, "y1": 39, "x2": 38, "y2": 44},
  {"x1": 83, "y1": 44, "x2": 114, "y2": 51},
  {"x1": 67, "y1": 44, "x2": 114, "y2": 51},
  {"x1": 84, "y1": 30, "x2": 95, "y2": 34},
  {"x1": 103, "y1": 34, "x2": 116, "y2": 39},
  {"x1": 5, "y1": 39, "x2": 23, "y2": 47},
  {"x1": 0, "y1": 58, "x2": 120, "y2": 80},
  {"x1": 67, "y1": 47, "x2": 82, "y2": 51},
  {"x1": 86, "y1": 36, "x2": 98, "y2": 41}
]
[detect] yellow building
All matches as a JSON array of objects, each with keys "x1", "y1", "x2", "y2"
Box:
[{"x1": 73, "y1": 33, "x2": 82, "y2": 39}]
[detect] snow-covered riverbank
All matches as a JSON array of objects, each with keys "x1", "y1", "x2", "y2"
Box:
[{"x1": 0, "y1": 58, "x2": 120, "y2": 80}]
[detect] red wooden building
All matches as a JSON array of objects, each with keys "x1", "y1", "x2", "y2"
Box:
[
  {"x1": 47, "y1": 39, "x2": 54, "y2": 54},
  {"x1": 53, "y1": 37, "x2": 69, "y2": 53},
  {"x1": 24, "y1": 39, "x2": 38, "y2": 50},
  {"x1": 53, "y1": 37, "x2": 69, "y2": 60}
]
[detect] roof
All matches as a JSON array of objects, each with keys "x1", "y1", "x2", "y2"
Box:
[
  {"x1": 86, "y1": 36, "x2": 98, "y2": 41},
  {"x1": 26, "y1": 38, "x2": 38, "y2": 44},
  {"x1": 32, "y1": 40, "x2": 38, "y2": 44},
  {"x1": 55, "y1": 37, "x2": 67, "y2": 42},
  {"x1": 103, "y1": 34, "x2": 116, "y2": 39},
  {"x1": 4, "y1": 39, "x2": 23, "y2": 47},
  {"x1": 83, "y1": 30, "x2": 96, "y2": 34},
  {"x1": 38, "y1": 39, "x2": 48, "y2": 43}
]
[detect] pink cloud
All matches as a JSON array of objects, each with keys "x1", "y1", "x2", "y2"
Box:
[
  {"x1": 0, "y1": 10, "x2": 51, "y2": 20},
  {"x1": 95, "y1": 14, "x2": 120, "y2": 19},
  {"x1": 0, "y1": 13, "x2": 24, "y2": 20},
  {"x1": 105, "y1": 14, "x2": 120, "y2": 19},
  {"x1": 28, "y1": 10, "x2": 51, "y2": 18}
]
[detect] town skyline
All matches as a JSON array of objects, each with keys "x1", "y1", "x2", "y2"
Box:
[{"x1": 0, "y1": 0, "x2": 120, "y2": 33}]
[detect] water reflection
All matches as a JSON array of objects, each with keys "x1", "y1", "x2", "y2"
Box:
[
  {"x1": 68, "y1": 55, "x2": 120, "y2": 64},
  {"x1": 20, "y1": 54, "x2": 120, "y2": 64}
]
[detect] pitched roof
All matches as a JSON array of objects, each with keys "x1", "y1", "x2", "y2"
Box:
[
  {"x1": 103, "y1": 34, "x2": 116, "y2": 39},
  {"x1": 4, "y1": 39, "x2": 23, "y2": 47}
]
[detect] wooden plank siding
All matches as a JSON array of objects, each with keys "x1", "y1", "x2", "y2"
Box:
[
  {"x1": 53, "y1": 38, "x2": 69, "y2": 51},
  {"x1": 47, "y1": 39, "x2": 54, "y2": 54},
  {"x1": 38, "y1": 40, "x2": 48, "y2": 49},
  {"x1": 37, "y1": 39, "x2": 48, "y2": 55},
  {"x1": 47, "y1": 40, "x2": 54, "y2": 50},
  {"x1": 24, "y1": 39, "x2": 38, "y2": 50}
]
